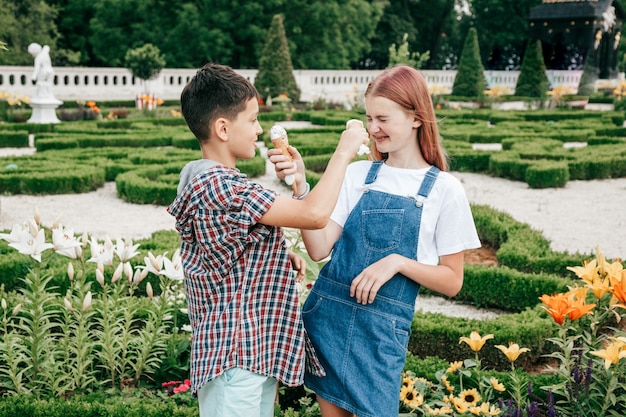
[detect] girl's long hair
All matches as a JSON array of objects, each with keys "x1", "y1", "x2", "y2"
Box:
[{"x1": 364, "y1": 65, "x2": 448, "y2": 171}]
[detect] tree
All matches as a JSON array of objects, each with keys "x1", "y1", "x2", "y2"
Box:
[
  {"x1": 284, "y1": 0, "x2": 384, "y2": 69},
  {"x1": 387, "y1": 33, "x2": 430, "y2": 69},
  {"x1": 47, "y1": 0, "x2": 96, "y2": 65},
  {"x1": 451, "y1": 27, "x2": 486, "y2": 97},
  {"x1": 468, "y1": 0, "x2": 542, "y2": 70},
  {"x1": 578, "y1": 43, "x2": 600, "y2": 96},
  {"x1": 124, "y1": 43, "x2": 166, "y2": 92},
  {"x1": 515, "y1": 40, "x2": 549, "y2": 98},
  {"x1": 254, "y1": 14, "x2": 300, "y2": 103},
  {"x1": 365, "y1": 0, "x2": 459, "y2": 69},
  {"x1": 0, "y1": 0, "x2": 58, "y2": 65}
]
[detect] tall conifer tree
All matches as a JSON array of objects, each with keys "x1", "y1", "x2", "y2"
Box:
[
  {"x1": 451, "y1": 28, "x2": 485, "y2": 97},
  {"x1": 255, "y1": 14, "x2": 300, "y2": 103},
  {"x1": 515, "y1": 40, "x2": 549, "y2": 98}
]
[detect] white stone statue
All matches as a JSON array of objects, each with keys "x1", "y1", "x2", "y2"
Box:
[
  {"x1": 28, "y1": 43, "x2": 55, "y2": 99},
  {"x1": 27, "y1": 42, "x2": 62, "y2": 123}
]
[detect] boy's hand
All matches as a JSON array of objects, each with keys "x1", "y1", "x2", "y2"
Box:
[
  {"x1": 288, "y1": 250, "x2": 307, "y2": 282},
  {"x1": 268, "y1": 146, "x2": 305, "y2": 188}
]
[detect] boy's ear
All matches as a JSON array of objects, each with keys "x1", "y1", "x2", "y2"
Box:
[{"x1": 214, "y1": 117, "x2": 229, "y2": 142}]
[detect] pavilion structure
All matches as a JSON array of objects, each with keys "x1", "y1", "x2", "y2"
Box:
[{"x1": 529, "y1": 0, "x2": 624, "y2": 79}]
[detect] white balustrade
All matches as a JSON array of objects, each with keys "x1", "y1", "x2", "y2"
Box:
[{"x1": 0, "y1": 65, "x2": 588, "y2": 105}]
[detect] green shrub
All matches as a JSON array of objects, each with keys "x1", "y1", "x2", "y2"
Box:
[
  {"x1": 525, "y1": 160, "x2": 570, "y2": 188},
  {"x1": 409, "y1": 307, "x2": 555, "y2": 371},
  {"x1": 0, "y1": 130, "x2": 29, "y2": 147}
]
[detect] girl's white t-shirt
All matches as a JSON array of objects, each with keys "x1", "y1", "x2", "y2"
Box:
[{"x1": 330, "y1": 161, "x2": 481, "y2": 266}]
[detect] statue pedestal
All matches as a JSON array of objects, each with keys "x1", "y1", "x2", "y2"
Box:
[{"x1": 28, "y1": 97, "x2": 63, "y2": 124}]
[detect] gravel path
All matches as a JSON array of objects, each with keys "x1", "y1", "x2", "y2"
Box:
[{"x1": 2, "y1": 140, "x2": 624, "y2": 319}]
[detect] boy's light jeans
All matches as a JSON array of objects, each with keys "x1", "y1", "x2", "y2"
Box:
[{"x1": 198, "y1": 367, "x2": 277, "y2": 417}]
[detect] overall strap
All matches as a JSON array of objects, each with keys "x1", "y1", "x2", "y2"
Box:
[
  {"x1": 413, "y1": 166, "x2": 440, "y2": 207},
  {"x1": 364, "y1": 161, "x2": 384, "y2": 185}
]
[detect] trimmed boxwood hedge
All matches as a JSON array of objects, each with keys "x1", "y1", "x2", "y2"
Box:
[{"x1": 0, "y1": 158, "x2": 105, "y2": 194}]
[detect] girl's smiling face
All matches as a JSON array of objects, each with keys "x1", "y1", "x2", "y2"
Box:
[{"x1": 365, "y1": 95, "x2": 421, "y2": 157}]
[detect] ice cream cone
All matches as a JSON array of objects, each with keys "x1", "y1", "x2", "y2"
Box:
[{"x1": 270, "y1": 125, "x2": 298, "y2": 194}]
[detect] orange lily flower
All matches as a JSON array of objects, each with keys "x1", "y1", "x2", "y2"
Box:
[
  {"x1": 610, "y1": 270, "x2": 626, "y2": 305},
  {"x1": 539, "y1": 292, "x2": 572, "y2": 325}
]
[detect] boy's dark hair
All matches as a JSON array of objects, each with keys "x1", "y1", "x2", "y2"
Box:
[{"x1": 180, "y1": 63, "x2": 259, "y2": 142}]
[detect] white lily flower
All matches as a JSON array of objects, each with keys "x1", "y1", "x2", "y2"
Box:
[
  {"x1": 146, "y1": 282, "x2": 154, "y2": 300},
  {"x1": 51, "y1": 214, "x2": 61, "y2": 229},
  {"x1": 33, "y1": 208, "x2": 41, "y2": 225},
  {"x1": 123, "y1": 261, "x2": 133, "y2": 282},
  {"x1": 52, "y1": 225, "x2": 82, "y2": 259},
  {"x1": 0, "y1": 223, "x2": 30, "y2": 244},
  {"x1": 8, "y1": 227, "x2": 53, "y2": 262},
  {"x1": 114, "y1": 238, "x2": 141, "y2": 263},
  {"x1": 142, "y1": 252, "x2": 164, "y2": 276},
  {"x1": 87, "y1": 236, "x2": 114, "y2": 265},
  {"x1": 64, "y1": 297, "x2": 73, "y2": 311},
  {"x1": 112, "y1": 263, "x2": 123, "y2": 283},
  {"x1": 132, "y1": 268, "x2": 145, "y2": 285},
  {"x1": 67, "y1": 262, "x2": 74, "y2": 281},
  {"x1": 96, "y1": 269, "x2": 105, "y2": 287},
  {"x1": 12, "y1": 303, "x2": 21, "y2": 316},
  {"x1": 28, "y1": 219, "x2": 39, "y2": 237},
  {"x1": 82, "y1": 291, "x2": 92, "y2": 312},
  {"x1": 162, "y1": 251, "x2": 184, "y2": 281},
  {"x1": 1, "y1": 298, "x2": 6, "y2": 310}
]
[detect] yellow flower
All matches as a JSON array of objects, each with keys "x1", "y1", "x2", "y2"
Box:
[
  {"x1": 495, "y1": 342, "x2": 531, "y2": 363},
  {"x1": 490, "y1": 377, "x2": 506, "y2": 392},
  {"x1": 459, "y1": 331, "x2": 494, "y2": 352},
  {"x1": 426, "y1": 405, "x2": 453, "y2": 415},
  {"x1": 404, "y1": 391, "x2": 424, "y2": 409},
  {"x1": 458, "y1": 388, "x2": 481, "y2": 406},
  {"x1": 452, "y1": 396, "x2": 470, "y2": 413},
  {"x1": 441, "y1": 375, "x2": 455, "y2": 393},
  {"x1": 590, "y1": 339, "x2": 626, "y2": 369},
  {"x1": 567, "y1": 259, "x2": 599, "y2": 283},
  {"x1": 476, "y1": 402, "x2": 502, "y2": 416},
  {"x1": 446, "y1": 360, "x2": 463, "y2": 374},
  {"x1": 399, "y1": 384, "x2": 414, "y2": 401}
]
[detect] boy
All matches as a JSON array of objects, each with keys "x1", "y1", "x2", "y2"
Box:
[{"x1": 167, "y1": 63, "x2": 368, "y2": 417}]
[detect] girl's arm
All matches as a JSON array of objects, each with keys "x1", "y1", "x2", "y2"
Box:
[
  {"x1": 349, "y1": 251, "x2": 465, "y2": 304},
  {"x1": 300, "y1": 221, "x2": 343, "y2": 262}
]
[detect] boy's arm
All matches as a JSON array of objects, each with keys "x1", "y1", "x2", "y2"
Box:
[{"x1": 260, "y1": 126, "x2": 368, "y2": 230}]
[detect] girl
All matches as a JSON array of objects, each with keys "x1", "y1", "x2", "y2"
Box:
[{"x1": 272, "y1": 65, "x2": 481, "y2": 417}]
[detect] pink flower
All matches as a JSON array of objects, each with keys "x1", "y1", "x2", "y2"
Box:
[{"x1": 173, "y1": 380, "x2": 191, "y2": 394}]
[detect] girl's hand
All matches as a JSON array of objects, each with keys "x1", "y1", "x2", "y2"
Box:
[
  {"x1": 350, "y1": 254, "x2": 402, "y2": 304},
  {"x1": 288, "y1": 249, "x2": 307, "y2": 282}
]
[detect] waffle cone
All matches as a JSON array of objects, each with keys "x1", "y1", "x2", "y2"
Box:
[
  {"x1": 271, "y1": 135, "x2": 292, "y2": 162},
  {"x1": 271, "y1": 134, "x2": 298, "y2": 193}
]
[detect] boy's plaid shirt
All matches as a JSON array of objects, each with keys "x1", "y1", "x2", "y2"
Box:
[{"x1": 167, "y1": 166, "x2": 323, "y2": 394}]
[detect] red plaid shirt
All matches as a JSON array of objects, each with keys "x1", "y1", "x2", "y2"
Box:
[{"x1": 167, "y1": 165, "x2": 323, "y2": 394}]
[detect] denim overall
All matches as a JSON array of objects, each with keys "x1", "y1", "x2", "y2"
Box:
[{"x1": 303, "y1": 161, "x2": 440, "y2": 417}]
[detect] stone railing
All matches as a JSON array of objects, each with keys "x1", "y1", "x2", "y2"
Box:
[{"x1": 0, "y1": 65, "x2": 589, "y2": 105}]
